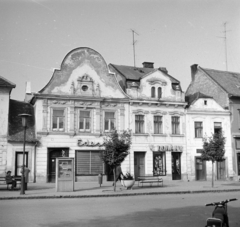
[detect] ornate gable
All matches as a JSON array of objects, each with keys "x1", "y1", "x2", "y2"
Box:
[{"x1": 39, "y1": 47, "x2": 127, "y2": 99}]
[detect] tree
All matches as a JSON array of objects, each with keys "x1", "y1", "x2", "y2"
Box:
[
  {"x1": 101, "y1": 129, "x2": 132, "y2": 191},
  {"x1": 201, "y1": 132, "x2": 226, "y2": 187}
]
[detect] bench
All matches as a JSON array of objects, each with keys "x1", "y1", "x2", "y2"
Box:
[
  {"x1": 0, "y1": 176, "x2": 21, "y2": 190},
  {"x1": 138, "y1": 176, "x2": 163, "y2": 187}
]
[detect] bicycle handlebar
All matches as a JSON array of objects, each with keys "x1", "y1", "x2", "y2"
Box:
[{"x1": 205, "y1": 198, "x2": 237, "y2": 206}]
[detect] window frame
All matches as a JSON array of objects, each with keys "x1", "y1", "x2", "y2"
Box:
[
  {"x1": 104, "y1": 111, "x2": 116, "y2": 132},
  {"x1": 153, "y1": 115, "x2": 163, "y2": 134},
  {"x1": 151, "y1": 87, "x2": 155, "y2": 98},
  {"x1": 194, "y1": 121, "x2": 203, "y2": 138},
  {"x1": 52, "y1": 108, "x2": 65, "y2": 132},
  {"x1": 79, "y1": 109, "x2": 91, "y2": 132},
  {"x1": 158, "y1": 87, "x2": 162, "y2": 99},
  {"x1": 171, "y1": 116, "x2": 180, "y2": 135},
  {"x1": 135, "y1": 114, "x2": 145, "y2": 134}
]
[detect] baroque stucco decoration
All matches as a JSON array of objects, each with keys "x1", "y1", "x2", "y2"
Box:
[{"x1": 39, "y1": 47, "x2": 127, "y2": 99}]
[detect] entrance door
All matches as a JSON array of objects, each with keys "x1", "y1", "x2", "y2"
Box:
[
  {"x1": 134, "y1": 152, "x2": 145, "y2": 179},
  {"x1": 48, "y1": 148, "x2": 69, "y2": 183},
  {"x1": 172, "y1": 152, "x2": 181, "y2": 180},
  {"x1": 195, "y1": 157, "x2": 206, "y2": 180},
  {"x1": 15, "y1": 152, "x2": 28, "y2": 176},
  {"x1": 217, "y1": 160, "x2": 226, "y2": 180},
  {"x1": 237, "y1": 153, "x2": 240, "y2": 176}
]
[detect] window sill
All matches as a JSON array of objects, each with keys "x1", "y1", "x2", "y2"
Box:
[
  {"x1": 170, "y1": 134, "x2": 184, "y2": 137},
  {"x1": 152, "y1": 134, "x2": 167, "y2": 137},
  {"x1": 134, "y1": 133, "x2": 148, "y2": 136},
  {"x1": 194, "y1": 137, "x2": 203, "y2": 139}
]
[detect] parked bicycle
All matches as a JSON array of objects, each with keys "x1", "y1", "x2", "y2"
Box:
[{"x1": 205, "y1": 198, "x2": 237, "y2": 227}]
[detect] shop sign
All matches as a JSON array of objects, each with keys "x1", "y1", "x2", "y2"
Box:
[
  {"x1": 158, "y1": 145, "x2": 183, "y2": 152},
  {"x1": 78, "y1": 139, "x2": 105, "y2": 147}
]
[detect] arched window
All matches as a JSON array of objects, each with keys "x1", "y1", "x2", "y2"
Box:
[
  {"x1": 151, "y1": 87, "x2": 155, "y2": 98},
  {"x1": 158, "y1": 87, "x2": 162, "y2": 99}
]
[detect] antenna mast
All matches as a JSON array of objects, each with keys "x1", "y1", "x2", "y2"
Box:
[
  {"x1": 223, "y1": 22, "x2": 228, "y2": 71},
  {"x1": 131, "y1": 29, "x2": 139, "y2": 67}
]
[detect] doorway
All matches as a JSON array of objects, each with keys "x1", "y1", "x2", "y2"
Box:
[
  {"x1": 172, "y1": 152, "x2": 181, "y2": 180},
  {"x1": 217, "y1": 160, "x2": 226, "y2": 180},
  {"x1": 134, "y1": 152, "x2": 145, "y2": 179},
  {"x1": 195, "y1": 157, "x2": 206, "y2": 180},
  {"x1": 48, "y1": 148, "x2": 69, "y2": 182},
  {"x1": 15, "y1": 152, "x2": 28, "y2": 177}
]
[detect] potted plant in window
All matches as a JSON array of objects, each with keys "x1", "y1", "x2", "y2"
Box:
[{"x1": 121, "y1": 172, "x2": 135, "y2": 190}]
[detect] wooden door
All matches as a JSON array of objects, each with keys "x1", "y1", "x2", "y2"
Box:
[
  {"x1": 217, "y1": 160, "x2": 226, "y2": 180},
  {"x1": 134, "y1": 152, "x2": 145, "y2": 179},
  {"x1": 195, "y1": 157, "x2": 206, "y2": 181},
  {"x1": 172, "y1": 152, "x2": 181, "y2": 180}
]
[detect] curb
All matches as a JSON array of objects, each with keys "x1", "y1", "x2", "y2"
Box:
[{"x1": 1, "y1": 188, "x2": 240, "y2": 200}]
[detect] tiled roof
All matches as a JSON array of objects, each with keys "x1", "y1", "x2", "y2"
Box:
[
  {"x1": 8, "y1": 100, "x2": 36, "y2": 143},
  {"x1": 110, "y1": 64, "x2": 152, "y2": 80},
  {"x1": 0, "y1": 76, "x2": 16, "y2": 88},
  {"x1": 201, "y1": 67, "x2": 240, "y2": 97},
  {"x1": 110, "y1": 64, "x2": 180, "y2": 83},
  {"x1": 186, "y1": 91, "x2": 213, "y2": 106}
]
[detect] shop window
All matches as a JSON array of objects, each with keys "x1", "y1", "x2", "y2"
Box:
[
  {"x1": 154, "y1": 116, "x2": 162, "y2": 134},
  {"x1": 135, "y1": 115, "x2": 144, "y2": 133},
  {"x1": 52, "y1": 109, "x2": 65, "y2": 131},
  {"x1": 79, "y1": 110, "x2": 91, "y2": 132},
  {"x1": 151, "y1": 87, "x2": 155, "y2": 98},
  {"x1": 104, "y1": 111, "x2": 115, "y2": 132},
  {"x1": 158, "y1": 87, "x2": 162, "y2": 99},
  {"x1": 153, "y1": 152, "x2": 166, "y2": 176},
  {"x1": 75, "y1": 150, "x2": 104, "y2": 175},
  {"x1": 172, "y1": 116, "x2": 180, "y2": 135},
  {"x1": 195, "y1": 122, "x2": 203, "y2": 138},
  {"x1": 214, "y1": 122, "x2": 222, "y2": 134}
]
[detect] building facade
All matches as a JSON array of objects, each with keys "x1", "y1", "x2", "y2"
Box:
[
  {"x1": 186, "y1": 64, "x2": 240, "y2": 180},
  {"x1": 185, "y1": 92, "x2": 233, "y2": 181}
]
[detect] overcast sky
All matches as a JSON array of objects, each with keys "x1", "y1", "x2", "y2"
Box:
[{"x1": 1, "y1": 0, "x2": 240, "y2": 100}]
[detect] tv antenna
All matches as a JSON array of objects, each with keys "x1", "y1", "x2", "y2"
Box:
[
  {"x1": 131, "y1": 29, "x2": 139, "y2": 67},
  {"x1": 218, "y1": 22, "x2": 231, "y2": 71}
]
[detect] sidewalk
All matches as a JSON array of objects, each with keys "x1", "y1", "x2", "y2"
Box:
[{"x1": 0, "y1": 180, "x2": 240, "y2": 200}]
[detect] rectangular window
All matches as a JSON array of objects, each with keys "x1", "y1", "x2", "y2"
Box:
[
  {"x1": 79, "y1": 110, "x2": 91, "y2": 132},
  {"x1": 75, "y1": 150, "x2": 103, "y2": 175},
  {"x1": 104, "y1": 112, "x2": 115, "y2": 132},
  {"x1": 235, "y1": 139, "x2": 240, "y2": 150},
  {"x1": 52, "y1": 109, "x2": 65, "y2": 131},
  {"x1": 195, "y1": 122, "x2": 203, "y2": 138},
  {"x1": 214, "y1": 122, "x2": 222, "y2": 134},
  {"x1": 154, "y1": 116, "x2": 162, "y2": 134},
  {"x1": 172, "y1": 116, "x2": 180, "y2": 134},
  {"x1": 135, "y1": 115, "x2": 144, "y2": 133},
  {"x1": 153, "y1": 152, "x2": 166, "y2": 176}
]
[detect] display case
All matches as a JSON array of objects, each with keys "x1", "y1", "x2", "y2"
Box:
[{"x1": 56, "y1": 158, "x2": 74, "y2": 192}]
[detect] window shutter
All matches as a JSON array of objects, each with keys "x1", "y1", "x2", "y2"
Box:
[
  {"x1": 91, "y1": 151, "x2": 103, "y2": 174},
  {"x1": 76, "y1": 151, "x2": 90, "y2": 174}
]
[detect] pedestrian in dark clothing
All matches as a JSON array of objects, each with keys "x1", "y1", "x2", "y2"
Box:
[
  {"x1": 113, "y1": 165, "x2": 124, "y2": 186},
  {"x1": 5, "y1": 171, "x2": 17, "y2": 190}
]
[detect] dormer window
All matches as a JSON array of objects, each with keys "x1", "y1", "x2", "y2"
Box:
[
  {"x1": 158, "y1": 87, "x2": 162, "y2": 99},
  {"x1": 151, "y1": 87, "x2": 155, "y2": 98}
]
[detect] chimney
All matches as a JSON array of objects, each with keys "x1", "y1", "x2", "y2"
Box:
[
  {"x1": 159, "y1": 67, "x2": 168, "y2": 74},
  {"x1": 191, "y1": 64, "x2": 198, "y2": 81},
  {"x1": 25, "y1": 81, "x2": 33, "y2": 102},
  {"x1": 142, "y1": 62, "x2": 154, "y2": 68}
]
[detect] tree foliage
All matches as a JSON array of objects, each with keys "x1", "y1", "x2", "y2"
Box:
[
  {"x1": 201, "y1": 132, "x2": 226, "y2": 163},
  {"x1": 101, "y1": 129, "x2": 132, "y2": 168}
]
